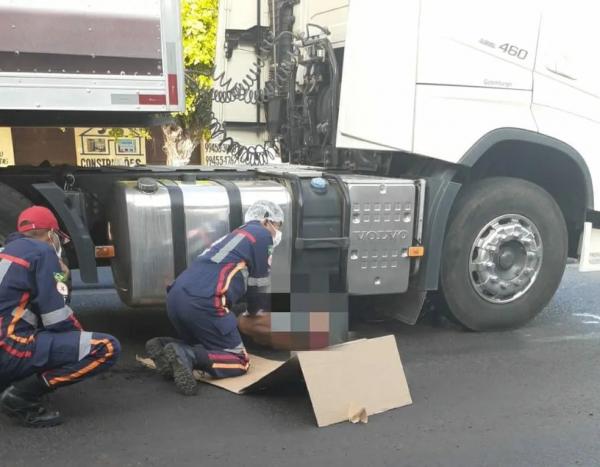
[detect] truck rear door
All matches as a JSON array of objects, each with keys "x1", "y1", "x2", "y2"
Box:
[{"x1": 0, "y1": 0, "x2": 184, "y2": 113}]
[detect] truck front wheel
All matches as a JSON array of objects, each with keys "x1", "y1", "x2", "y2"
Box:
[{"x1": 440, "y1": 177, "x2": 567, "y2": 331}]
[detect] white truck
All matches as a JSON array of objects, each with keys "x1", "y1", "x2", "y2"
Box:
[{"x1": 1, "y1": 0, "x2": 598, "y2": 332}]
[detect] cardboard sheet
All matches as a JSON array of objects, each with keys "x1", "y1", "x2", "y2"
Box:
[
  {"x1": 137, "y1": 335, "x2": 412, "y2": 427},
  {"x1": 197, "y1": 354, "x2": 291, "y2": 394},
  {"x1": 297, "y1": 335, "x2": 412, "y2": 427}
]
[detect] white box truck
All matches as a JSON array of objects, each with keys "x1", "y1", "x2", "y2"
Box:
[{"x1": 1, "y1": 0, "x2": 599, "y2": 331}]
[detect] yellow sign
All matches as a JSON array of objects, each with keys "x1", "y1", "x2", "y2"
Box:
[
  {"x1": 0, "y1": 128, "x2": 15, "y2": 167},
  {"x1": 74, "y1": 128, "x2": 146, "y2": 167}
]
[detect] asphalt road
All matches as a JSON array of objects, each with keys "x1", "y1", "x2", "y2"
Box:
[{"x1": 2, "y1": 265, "x2": 600, "y2": 467}]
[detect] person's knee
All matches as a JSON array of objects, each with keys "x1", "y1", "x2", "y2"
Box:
[
  {"x1": 107, "y1": 335, "x2": 121, "y2": 362},
  {"x1": 210, "y1": 364, "x2": 249, "y2": 379},
  {"x1": 191, "y1": 344, "x2": 211, "y2": 370},
  {"x1": 92, "y1": 333, "x2": 121, "y2": 365}
]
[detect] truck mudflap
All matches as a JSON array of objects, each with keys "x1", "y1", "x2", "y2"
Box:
[{"x1": 33, "y1": 182, "x2": 98, "y2": 284}]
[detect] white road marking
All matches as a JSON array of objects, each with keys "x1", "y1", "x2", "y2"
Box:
[
  {"x1": 528, "y1": 332, "x2": 600, "y2": 344},
  {"x1": 574, "y1": 313, "x2": 600, "y2": 321}
]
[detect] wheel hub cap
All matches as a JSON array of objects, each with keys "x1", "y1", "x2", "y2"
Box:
[
  {"x1": 469, "y1": 214, "x2": 543, "y2": 304},
  {"x1": 498, "y1": 249, "x2": 516, "y2": 269}
]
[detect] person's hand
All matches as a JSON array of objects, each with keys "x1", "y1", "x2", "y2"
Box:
[
  {"x1": 241, "y1": 309, "x2": 266, "y2": 317},
  {"x1": 238, "y1": 311, "x2": 271, "y2": 346}
]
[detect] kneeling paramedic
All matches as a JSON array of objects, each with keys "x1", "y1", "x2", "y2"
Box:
[
  {"x1": 146, "y1": 200, "x2": 283, "y2": 395},
  {"x1": 0, "y1": 206, "x2": 120, "y2": 427}
]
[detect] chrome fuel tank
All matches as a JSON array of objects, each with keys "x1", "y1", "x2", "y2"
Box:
[{"x1": 109, "y1": 178, "x2": 292, "y2": 306}]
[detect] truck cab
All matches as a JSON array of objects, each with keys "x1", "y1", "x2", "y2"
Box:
[{"x1": 211, "y1": 0, "x2": 600, "y2": 329}]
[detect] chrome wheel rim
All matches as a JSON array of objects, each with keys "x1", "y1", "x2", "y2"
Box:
[{"x1": 469, "y1": 214, "x2": 543, "y2": 304}]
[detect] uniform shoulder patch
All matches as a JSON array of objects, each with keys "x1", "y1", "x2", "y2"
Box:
[
  {"x1": 54, "y1": 272, "x2": 67, "y2": 283},
  {"x1": 56, "y1": 282, "x2": 69, "y2": 296}
]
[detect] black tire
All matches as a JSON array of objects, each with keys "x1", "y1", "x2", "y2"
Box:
[
  {"x1": 440, "y1": 177, "x2": 567, "y2": 331},
  {"x1": 0, "y1": 184, "x2": 32, "y2": 245}
]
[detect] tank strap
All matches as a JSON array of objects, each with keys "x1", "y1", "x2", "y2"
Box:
[
  {"x1": 213, "y1": 179, "x2": 243, "y2": 231},
  {"x1": 163, "y1": 181, "x2": 188, "y2": 277}
]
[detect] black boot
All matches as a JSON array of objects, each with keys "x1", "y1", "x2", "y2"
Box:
[
  {"x1": 0, "y1": 375, "x2": 63, "y2": 428},
  {"x1": 163, "y1": 342, "x2": 198, "y2": 396},
  {"x1": 145, "y1": 337, "x2": 180, "y2": 379}
]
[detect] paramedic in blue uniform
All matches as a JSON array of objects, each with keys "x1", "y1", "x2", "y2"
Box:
[
  {"x1": 146, "y1": 200, "x2": 284, "y2": 396},
  {"x1": 0, "y1": 206, "x2": 120, "y2": 428}
]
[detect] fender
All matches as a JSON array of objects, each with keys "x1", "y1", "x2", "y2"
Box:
[
  {"x1": 414, "y1": 169, "x2": 461, "y2": 292},
  {"x1": 33, "y1": 182, "x2": 98, "y2": 284},
  {"x1": 460, "y1": 127, "x2": 594, "y2": 210},
  {"x1": 414, "y1": 128, "x2": 595, "y2": 293},
  {"x1": 388, "y1": 167, "x2": 460, "y2": 324}
]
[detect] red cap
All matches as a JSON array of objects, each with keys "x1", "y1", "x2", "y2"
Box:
[{"x1": 17, "y1": 206, "x2": 70, "y2": 242}]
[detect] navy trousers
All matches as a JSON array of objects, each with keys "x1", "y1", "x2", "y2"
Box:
[
  {"x1": 166, "y1": 289, "x2": 249, "y2": 378},
  {"x1": 0, "y1": 331, "x2": 120, "y2": 389}
]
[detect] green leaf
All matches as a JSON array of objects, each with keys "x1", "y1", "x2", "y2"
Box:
[{"x1": 173, "y1": 0, "x2": 219, "y2": 143}]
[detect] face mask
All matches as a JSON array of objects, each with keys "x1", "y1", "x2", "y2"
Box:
[
  {"x1": 272, "y1": 229, "x2": 282, "y2": 248},
  {"x1": 48, "y1": 231, "x2": 62, "y2": 258}
]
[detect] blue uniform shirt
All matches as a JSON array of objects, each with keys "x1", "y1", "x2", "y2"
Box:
[
  {"x1": 170, "y1": 221, "x2": 274, "y2": 316},
  {"x1": 0, "y1": 233, "x2": 80, "y2": 360}
]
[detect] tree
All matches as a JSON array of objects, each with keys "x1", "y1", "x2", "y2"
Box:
[{"x1": 163, "y1": 0, "x2": 219, "y2": 166}]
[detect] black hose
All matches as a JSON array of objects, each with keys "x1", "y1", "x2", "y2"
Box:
[
  {"x1": 207, "y1": 112, "x2": 279, "y2": 166},
  {"x1": 209, "y1": 31, "x2": 299, "y2": 105},
  {"x1": 185, "y1": 72, "x2": 280, "y2": 166},
  {"x1": 201, "y1": 24, "x2": 337, "y2": 166}
]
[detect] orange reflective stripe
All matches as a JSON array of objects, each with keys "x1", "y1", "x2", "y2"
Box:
[
  {"x1": 215, "y1": 261, "x2": 247, "y2": 315},
  {"x1": 0, "y1": 253, "x2": 30, "y2": 268},
  {"x1": 220, "y1": 295, "x2": 230, "y2": 314},
  {"x1": 48, "y1": 338, "x2": 114, "y2": 385},
  {"x1": 7, "y1": 293, "x2": 34, "y2": 345},
  {"x1": 212, "y1": 362, "x2": 250, "y2": 370},
  {"x1": 220, "y1": 261, "x2": 246, "y2": 295},
  {"x1": 9, "y1": 334, "x2": 34, "y2": 345}
]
